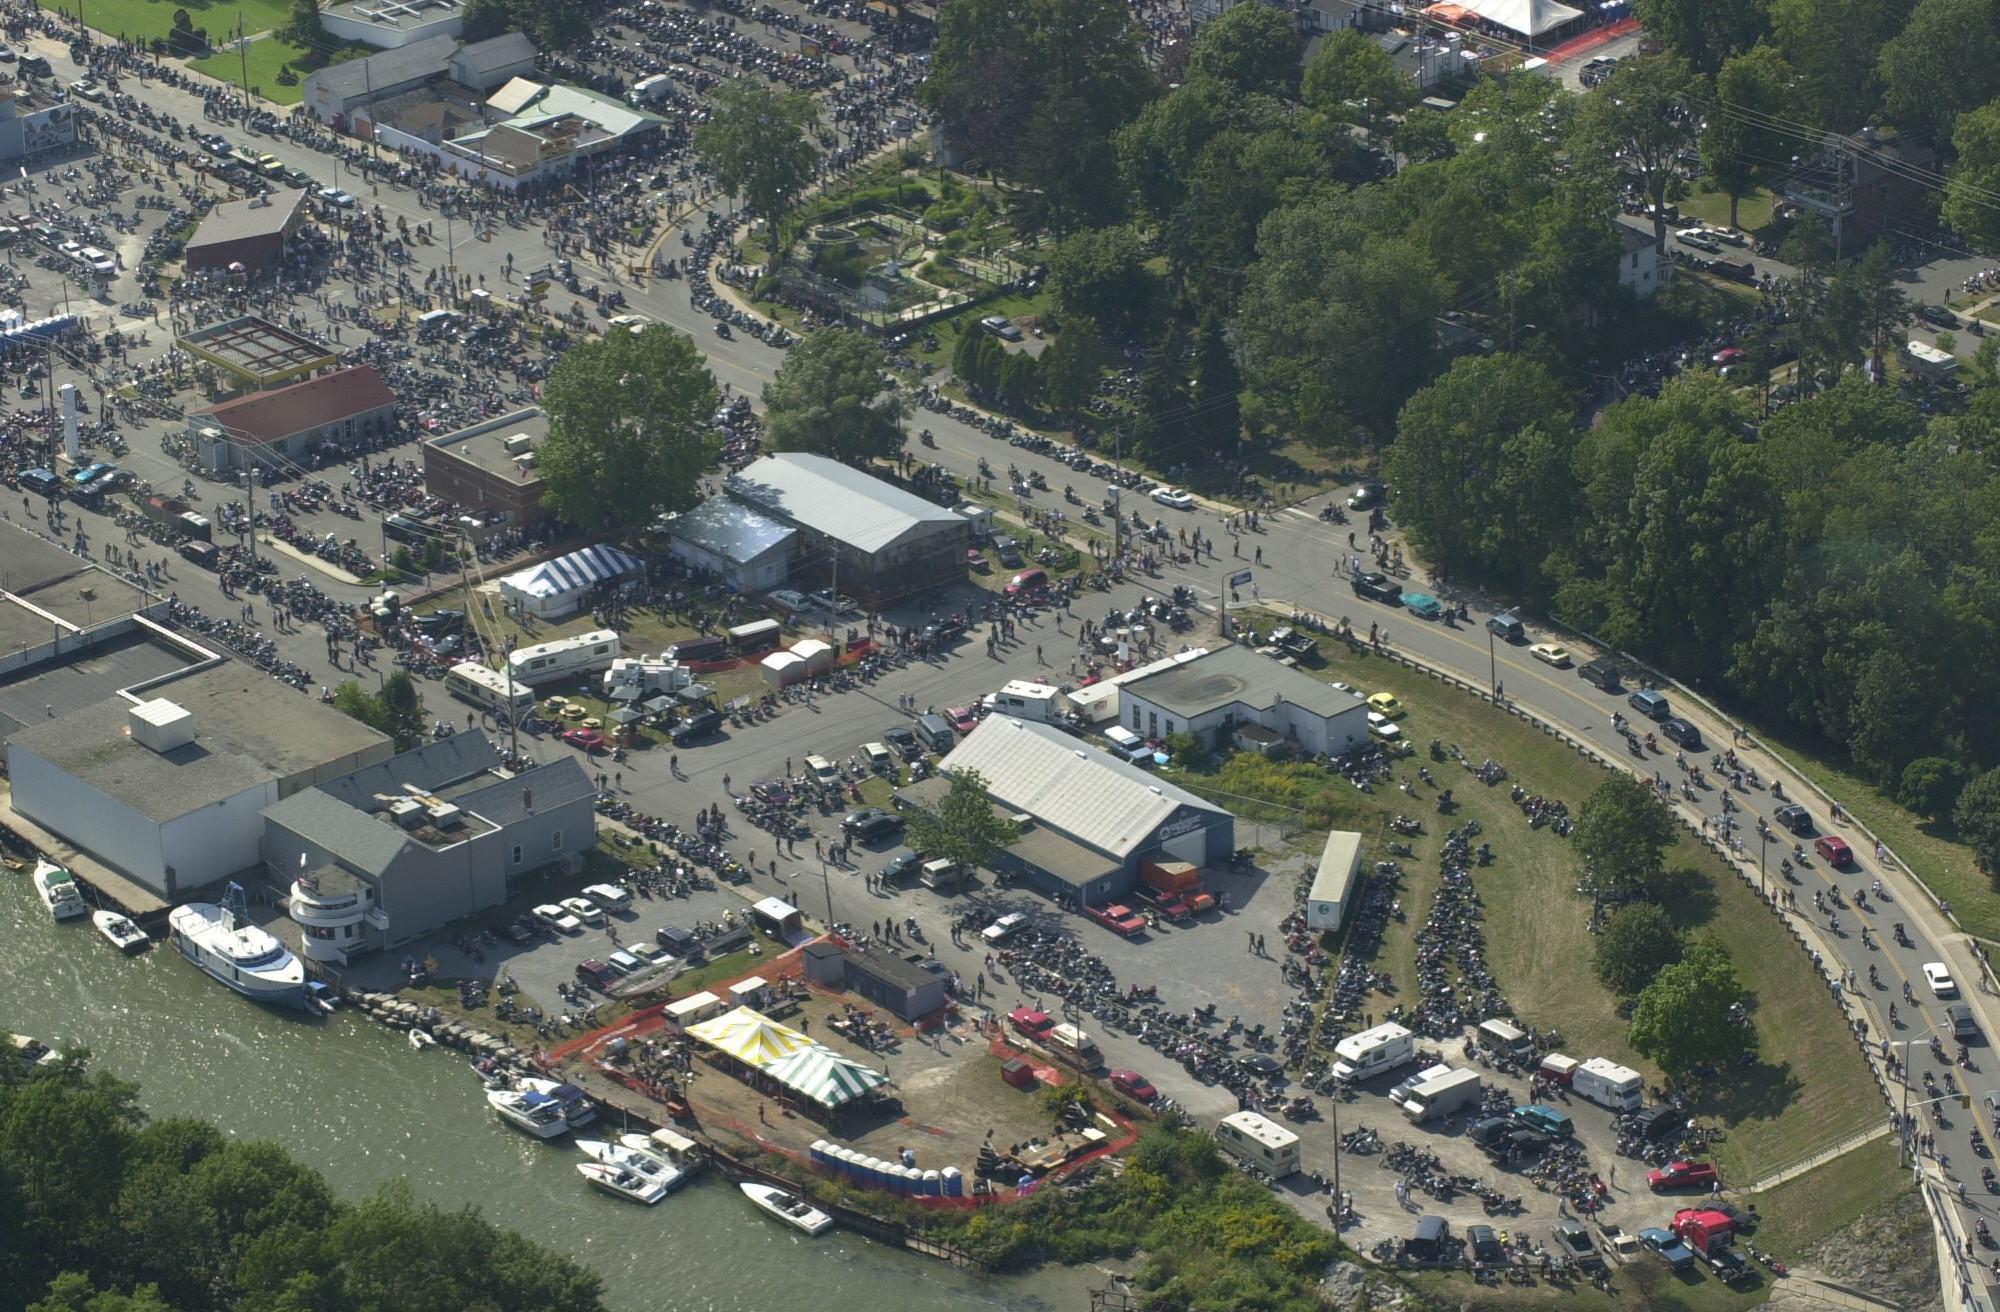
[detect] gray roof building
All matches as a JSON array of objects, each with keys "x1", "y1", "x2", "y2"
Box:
[
  {"x1": 302, "y1": 33, "x2": 456, "y2": 121},
  {"x1": 1117, "y1": 643, "x2": 1371, "y2": 760},
  {"x1": 448, "y1": 32, "x2": 538, "y2": 89},
  {"x1": 661, "y1": 497, "x2": 797, "y2": 592}
]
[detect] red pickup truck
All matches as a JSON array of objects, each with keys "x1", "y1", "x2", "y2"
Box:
[
  {"x1": 1132, "y1": 887, "x2": 1193, "y2": 921},
  {"x1": 1008, "y1": 1006, "x2": 1053, "y2": 1042},
  {"x1": 1085, "y1": 903, "x2": 1146, "y2": 937}
]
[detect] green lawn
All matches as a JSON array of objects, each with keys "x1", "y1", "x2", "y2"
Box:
[
  {"x1": 44, "y1": 0, "x2": 291, "y2": 46},
  {"x1": 1680, "y1": 185, "x2": 1776, "y2": 235},
  {"x1": 1213, "y1": 616, "x2": 1888, "y2": 1189},
  {"x1": 188, "y1": 34, "x2": 308, "y2": 105}
]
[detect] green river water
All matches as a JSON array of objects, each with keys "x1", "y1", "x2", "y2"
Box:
[{"x1": 4, "y1": 873, "x2": 1098, "y2": 1312}]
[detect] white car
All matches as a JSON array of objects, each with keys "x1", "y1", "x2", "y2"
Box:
[
  {"x1": 1367, "y1": 711, "x2": 1402, "y2": 741},
  {"x1": 1924, "y1": 962, "x2": 1957, "y2": 997},
  {"x1": 766, "y1": 588, "x2": 812, "y2": 612},
  {"x1": 1151, "y1": 487, "x2": 1195, "y2": 509},
  {"x1": 807, "y1": 588, "x2": 858, "y2": 614},
  {"x1": 316, "y1": 187, "x2": 357, "y2": 208},
  {"x1": 1675, "y1": 228, "x2": 1722, "y2": 254},
  {"x1": 68, "y1": 79, "x2": 104, "y2": 102},
  {"x1": 534, "y1": 903, "x2": 583, "y2": 934},
  {"x1": 560, "y1": 896, "x2": 605, "y2": 925},
  {"x1": 1529, "y1": 643, "x2": 1571, "y2": 667},
  {"x1": 982, "y1": 912, "x2": 1029, "y2": 944}
]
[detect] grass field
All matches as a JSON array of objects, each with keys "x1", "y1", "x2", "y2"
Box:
[
  {"x1": 42, "y1": 0, "x2": 290, "y2": 45},
  {"x1": 1679, "y1": 185, "x2": 1776, "y2": 235},
  {"x1": 1207, "y1": 616, "x2": 1889, "y2": 1190},
  {"x1": 188, "y1": 35, "x2": 308, "y2": 105}
]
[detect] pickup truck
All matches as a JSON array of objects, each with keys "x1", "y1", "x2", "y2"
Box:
[
  {"x1": 1132, "y1": 886, "x2": 1194, "y2": 922},
  {"x1": 1351, "y1": 572, "x2": 1402, "y2": 603},
  {"x1": 1085, "y1": 903, "x2": 1146, "y2": 937}
]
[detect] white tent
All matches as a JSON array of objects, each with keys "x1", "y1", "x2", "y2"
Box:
[
  {"x1": 1464, "y1": 0, "x2": 1580, "y2": 35},
  {"x1": 763, "y1": 1045, "x2": 888, "y2": 1108},
  {"x1": 498, "y1": 544, "x2": 643, "y2": 619}
]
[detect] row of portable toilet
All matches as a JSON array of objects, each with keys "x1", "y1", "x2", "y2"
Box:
[
  {"x1": 761, "y1": 638, "x2": 836, "y2": 688},
  {"x1": 809, "y1": 1140, "x2": 963, "y2": 1196}
]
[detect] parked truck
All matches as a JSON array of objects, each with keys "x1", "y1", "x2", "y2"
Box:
[
  {"x1": 1139, "y1": 859, "x2": 1215, "y2": 915},
  {"x1": 1399, "y1": 1067, "x2": 1482, "y2": 1122},
  {"x1": 1572, "y1": 1057, "x2": 1644, "y2": 1112}
]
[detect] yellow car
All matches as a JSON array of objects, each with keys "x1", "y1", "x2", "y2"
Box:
[
  {"x1": 1529, "y1": 643, "x2": 1571, "y2": 667},
  {"x1": 1367, "y1": 692, "x2": 1405, "y2": 718}
]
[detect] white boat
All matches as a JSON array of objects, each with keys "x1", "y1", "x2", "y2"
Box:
[
  {"x1": 488, "y1": 1087, "x2": 568, "y2": 1138},
  {"x1": 33, "y1": 858, "x2": 85, "y2": 920},
  {"x1": 91, "y1": 909, "x2": 149, "y2": 952},
  {"x1": 741, "y1": 1181, "x2": 834, "y2": 1235},
  {"x1": 520, "y1": 1076, "x2": 596, "y2": 1127},
  {"x1": 579, "y1": 1139, "x2": 687, "y2": 1191},
  {"x1": 409, "y1": 1028, "x2": 437, "y2": 1050},
  {"x1": 578, "y1": 1161, "x2": 669, "y2": 1204},
  {"x1": 631, "y1": 1127, "x2": 708, "y2": 1177},
  {"x1": 166, "y1": 884, "x2": 306, "y2": 1009},
  {"x1": 9, "y1": 1034, "x2": 62, "y2": 1068}
]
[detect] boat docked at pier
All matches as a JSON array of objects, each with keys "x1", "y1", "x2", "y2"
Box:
[
  {"x1": 167, "y1": 884, "x2": 306, "y2": 1009},
  {"x1": 520, "y1": 1077, "x2": 596, "y2": 1127},
  {"x1": 92, "y1": 909, "x2": 149, "y2": 952},
  {"x1": 578, "y1": 1161, "x2": 669, "y2": 1205},
  {"x1": 488, "y1": 1086, "x2": 568, "y2": 1138},
  {"x1": 741, "y1": 1182, "x2": 834, "y2": 1235},
  {"x1": 579, "y1": 1139, "x2": 686, "y2": 1192},
  {"x1": 34, "y1": 858, "x2": 85, "y2": 920}
]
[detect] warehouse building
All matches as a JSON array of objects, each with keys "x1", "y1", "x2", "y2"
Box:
[
  {"x1": 921, "y1": 717, "x2": 1233, "y2": 906},
  {"x1": 263, "y1": 732, "x2": 595, "y2": 957},
  {"x1": 724, "y1": 452, "x2": 966, "y2": 607},
  {"x1": 1116, "y1": 643, "x2": 1370, "y2": 758},
  {"x1": 182, "y1": 188, "x2": 309, "y2": 273},
  {"x1": 659, "y1": 498, "x2": 797, "y2": 593},
  {"x1": 5, "y1": 664, "x2": 393, "y2": 902},
  {"x1": 189, "y1": 365, "x2": 399, "y2": 473}
]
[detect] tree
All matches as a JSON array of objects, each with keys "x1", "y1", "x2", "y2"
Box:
[
  {"x1": 1701, "y1": 48, "x2": 1806, "y2": 229},
  {"x1": 1900, "y1": 757, "x2": 1969, "y2": 819},
  {"x1": 1191, "y1": 311, "x2": 1242, "y2": 448},
  {"x1": 904, "y1": 767, "x2": 1020, "y2": 873},
  {"x1": 694, "y1": 82, "x2": 820, "y2": 247},
  {"x1": 761, "y1": 328, "x2": 909, "y2": 467},
  {"x1": 1046, "y1": 225, "x2": 1156, "y2": 338},
  {"x1": 997, "y1": 349, "x2": 1041, "y2": 410},
  {"x1": 1395, "y1": 107, "x2": 1456, "y2": 164},
  {"x1": 1132, "y1": 321, "x2": 1193, "y2": 462},
  {"x1": 277, "y1": 0, "x2": 330, "y2": 55},
  {"x1": 1569, "y1": 56, "x2": 1707, "y2": 254},
  {"x1": 1947, "y1": 99, "x2": 2000, "y2": 252},
  {"x1": 1185, "y1": 1, "x2": 1303, "y2": 98},
  {"x1": 1384, "y1": 353, "x2": 1578, "y2": 594},
  {"x1": 459, "y1": 0, "x2": 511, "y2": 41},
  {"x1": 1039, "y1": 318, "x2": 1105, "y2": 415},
  {"x1": 1955, "y1": 766, "x2": 2000, "y2": 880},
  {"x1": 1592, "y1": 903, "x2": 1687, "y2": 994},
  {"x1": 1853, "y1": 239, "x2": 1911, "y2": 371},
  {"x1": 1627, "y1": 939, "x2": 1750, "y2": 1075},
  {"x1": 1300, "y1": 29, "x2": 1418, "y2": 133},
  {"x1": 1574, "y1": 772, "x2": 1681, "y2": 896},
  {"x1": 1632, "y1": 0, "x2": 1770, "y2": 72},
  {"x1": 1770, "y1": 0, "x2": 1899, "y2": 130},
  {"x1": 332, "y1": 672, "x2": 425, "y2": 750},
  {"x1": 1878, "y1": 0, "x2": 2000, "y2": 150},
  {"x1": 539, "y1": 324, "x2": 719, "y2": 530}
]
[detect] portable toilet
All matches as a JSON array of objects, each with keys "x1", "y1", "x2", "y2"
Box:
[
  {"x1": 791, "y1": 638, "x2": 834, "y2": 673},
  {"x1": 941, "y1": 1165, "x2": 963, "y2": 1197},
  {"x1": 923, "y1": 1168, "x2": 942, "y2": 1197},
  {"x1": 810, "y1": 1139, "x2": 830, "y2": 1168}
]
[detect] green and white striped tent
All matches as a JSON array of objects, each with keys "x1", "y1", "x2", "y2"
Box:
[{"x1": 764, "y1": 1045, "x2": 889, "y2": 1108}]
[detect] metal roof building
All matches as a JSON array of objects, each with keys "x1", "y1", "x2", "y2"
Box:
[
  {"x1": 931, "y1": 717, "x2": 1233, "y2": 904},
  {"x1": 661, "y1": 497, "x2": 797, "y2": 592},
  {"x1": 301, "y1": 33, "x2": 458, "y2": 121},
  {"x1": 178, "y1": 316, "x2": 341, "y2": 391},
  {"x1": 724, "y1": 452, "x2": 966, "y2": 606}
]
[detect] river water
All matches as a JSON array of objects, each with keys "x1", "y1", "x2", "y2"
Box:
[{"x1": 5, "y1": 874, "x2": 1097, "y2": 1312}]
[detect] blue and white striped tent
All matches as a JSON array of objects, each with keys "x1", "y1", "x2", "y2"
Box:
[{"x1": 499, "y1": 543, "x2": 644, "y2": 618}]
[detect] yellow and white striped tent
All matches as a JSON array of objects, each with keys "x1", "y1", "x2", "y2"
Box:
[{"x1": 685, "y1": 1006, "x2": 815, "y2": 1068}]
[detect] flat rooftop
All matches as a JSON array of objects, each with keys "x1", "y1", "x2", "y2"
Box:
[
  {"x1": 1123, "y1": 643, "x2": 1364, "y2": 721},
  {"x1": 0, "y1": 632, "x2": 194, "y2": 741},
  {"x1": 179, "y1": 316, "x2": 342, "y2": 388},
  {"x1": 425, "y1": 407, "x2": 548, "y2": 487}
]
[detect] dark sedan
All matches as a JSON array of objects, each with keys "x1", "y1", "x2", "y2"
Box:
[
  {"x1": 1351, "y1": 572, "x2": 1402, "y2": 603},
  {"x1": 841, "y1": 808, "x2": 906, "y2": 842}
]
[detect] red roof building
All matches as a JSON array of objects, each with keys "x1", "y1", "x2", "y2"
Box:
[{"x1": 188, "y1": 365, "x2": 399, "y2": 474}]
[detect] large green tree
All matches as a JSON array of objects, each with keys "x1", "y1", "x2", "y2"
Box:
[
  {"x1": 1385, "y1": 353, "x2": 1578, "y2": 595},
  {"x1": 1569, "y1": 56, "x2": 1708, "y2": 253},
  {"x1": 539, "y1": 325, "x2": 719, "y2": 530},
  {"x1": 762, "y1": 328, "x2": 909, "y2": 467},
  {"x1": 1770, "y1": 0, "x2": 1900, "y2": 130},
  {"x1": 1877, "y1": 0, "x2": 2000, "y2": 147},
  {"x1": 1955, "y1": 766, "x2": 2000, "y2": 881},
  {"x1": 1633, "y1": 0, "x2": 1771, "y2": 71},
  {"x1": 1184, "y1": 0, "x2": 1303, "y2": 98},
  {"x1": 905, "y1": 767, "x2": 1021, "y2": 873},
  {"x1": 1593, "y1": 902, "x2": 1688, "y2": 995},
  {"x1": 1046, "y1": 225, "x2": 1157, "y2": 338},
  {"x1": 1039, "y1": 318, "x2": 1106, "y2": 415},
  {"x1": 332, "y1": 672, "x2": 425, "y2": 750},
  {"x1": 1300, "y1": 29, "x2": 1418, "y2": 134},
  {"x1": 1573, "y1": 772, "x2": 1682, "y2": 897},
  {"x1": 1701, "y1": 47, "x2": 1807, "y2": 230},
  {"x1": 1947, "y1": 98, "x2": 2000, "y2": 252},
  {"x1": 1627, "y1": 939, "x2": 1751, "y2": 1075},
  {"x1": 694, "y1": 82, "x2": 821, "y2": 244}
]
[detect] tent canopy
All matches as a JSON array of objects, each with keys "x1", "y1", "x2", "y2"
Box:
[
  {"x1": 686, "y1": 1006, "x2": 815, "y2": 1068},
  {"x1": 1461, "y1": 0, "x2": 1580, "y2": 34},
  {"x1": 763, "y1": 1046, "x2": 888, "y2": 1108},
  {"x1": 498, "y1": 544, "x2": 643, "y2": 618}
]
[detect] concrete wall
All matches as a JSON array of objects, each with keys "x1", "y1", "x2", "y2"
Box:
[{"x1": 160, "y1": 781, "x2": 280, "y2": 893}]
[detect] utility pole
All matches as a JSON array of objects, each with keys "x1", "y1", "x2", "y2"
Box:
[{"x1": 236, "y1": 12, "x2": 249, "y2": 110}]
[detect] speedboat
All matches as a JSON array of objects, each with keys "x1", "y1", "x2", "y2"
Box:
[
  {"x1": 578, "y1": 1161, "x2": 668, "y2": 1204},
  {"x1": 91, "y1": 908, "x2": 149, "y2": 952},
  {"x1": 167, "y1": 884, "x2": 306, "y2": 1008},
  {"x1": 34, "y1": 858, "x2": 85, "y2": 920},
  {"x1": 741, "y1": 1181, "x2": 834, "y2": 1235},
  {"x1": 488, "y1": 1087, "x2": 567, "y2": 1138},
  {"x1": 9, "y1": 1035, "x2": 62, "y2": 1069},
  {"x1": 629, "y1": 1127, "x2": 707, "y2": 1177},
  {"x1": 409, "y1": 1028, "x2": 437, "y2": 1050},
  {"x1": 579, "y1": 1139, "x2": 687, "y2": 1191},
  {"x1": 520, "y1": 1077, "x2": 596, "y2": 1127}
]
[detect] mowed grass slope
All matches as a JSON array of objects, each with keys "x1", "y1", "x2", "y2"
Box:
[
  {"x1": 1275, "y1": 630, "x2": 1886, "y2": 1183},
  {"x1": 42, "y1": 0, "x2": 291, "y2": 45}
]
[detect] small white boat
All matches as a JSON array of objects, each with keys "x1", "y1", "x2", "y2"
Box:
[
  {"x1": 488, "y1": 1087, "x2": 568, "y2": 1138},
  {"x1": 578, "y1": 1161, "x2": 669, "y2": 1205},
  {"x1": 579, "y1": 1139, "x2": 687, "y2": 1191},
  {"x1": 741, "y1": 1181, "x2": 834, "y2": 1235},
  {"x1": 409, "y1": 1028, "x2": 437, "y2": 1050},
  {"x1": 91, "y1": 909, "x2": 149, "y2": 952},
  {"x1": 34, "y1": 858, "x2": 85, "y2": 921},
  {"x1": 10, "y1": 1035, "x2": 62, "y2": 1068},
  {"x1": 519, "y1": 1076, "x2": 596, "y2": 1127}
]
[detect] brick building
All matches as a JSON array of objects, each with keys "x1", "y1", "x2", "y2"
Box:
[
  {"x1": 188, "y1": 365, "x2": 399, "y2": 473},
  {"x1": 423, "y1": 407, "x2": 550, "y2": 529}
]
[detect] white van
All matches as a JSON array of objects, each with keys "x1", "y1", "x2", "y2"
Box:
[
  {"x1": 1047, "y1": 1023, "x2": 1101, "y2": 1068},
  {"x1": 583, "y1": 882, "x2": 632, "y2": 912},
  {"x1": 1102, "y1": 725, "x2": 1153, "y2": 764}
]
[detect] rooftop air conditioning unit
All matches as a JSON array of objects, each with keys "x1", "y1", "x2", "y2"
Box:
[
  {"x1": 128, "y1": 699, "x2": 194, "y2": 753},
  {"x1": 427, "y1": 803, "x2": 464, "y2": 829},
  {"x1": 388, "y1": 798, "x2": 426, "y2": 829}
]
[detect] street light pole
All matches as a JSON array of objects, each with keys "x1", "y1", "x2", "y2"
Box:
[{"x1": 1488, "y1": 624, "x2": 1497, "y2": 698}]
